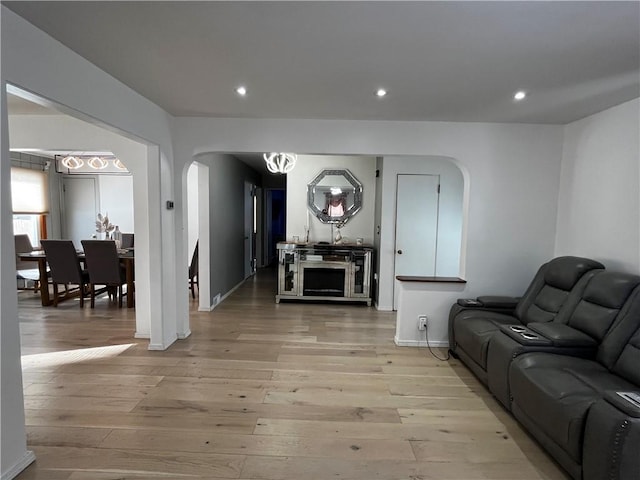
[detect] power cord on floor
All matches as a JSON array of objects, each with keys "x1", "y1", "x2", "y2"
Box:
[{"x1": 424, "y1": 320, "x2": 450, "y2": 361}]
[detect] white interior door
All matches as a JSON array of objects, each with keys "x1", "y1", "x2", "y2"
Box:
[
  {"x1": 63, "y1": 176, "x2": 97, "y2": 249},
  {"x1": 394, "y1": 174, "x2": 440, "y2": 309}
]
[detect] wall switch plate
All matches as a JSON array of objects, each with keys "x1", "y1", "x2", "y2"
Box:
[{"x1": 418, "y1": 315, "x2": 428, "y2": 330}]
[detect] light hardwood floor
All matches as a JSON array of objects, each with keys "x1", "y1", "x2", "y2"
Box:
[{"x1": 16, "y1": 269, "x2": 569, "y2": 480}]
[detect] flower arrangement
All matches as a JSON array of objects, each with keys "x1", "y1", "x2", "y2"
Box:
[{"x1": 95, "y1": 213, "x2": 115, "y2": 234}]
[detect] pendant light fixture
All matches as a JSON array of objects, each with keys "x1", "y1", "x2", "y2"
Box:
[{"x1": 263, "y1": 152, "x2": 297, "y2": 174}]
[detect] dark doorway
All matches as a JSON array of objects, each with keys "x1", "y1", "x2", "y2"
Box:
[{"x1": 266, "y1": 189, "x2": 286, "y2": 266}]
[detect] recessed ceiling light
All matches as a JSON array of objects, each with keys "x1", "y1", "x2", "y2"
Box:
[
  {"x1": 376, "y1": 88, "x2": 387, "y2": 98},
  {"x1": 235, "y1": 86, "x2": 247, "y2": 96},
  {"x1": 514, "y1": 90, "x2": 527, "y2": 101}
]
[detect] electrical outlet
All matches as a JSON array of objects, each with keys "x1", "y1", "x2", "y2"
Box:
[{"x1": 418, "y1": 315, "x2": 428, "y2": 331}]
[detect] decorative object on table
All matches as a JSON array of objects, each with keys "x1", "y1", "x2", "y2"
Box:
[
  {"x1": 112, "y1": 226, "x2": 123, "y2": 248},
  {"x1": 334, "y1": 228, "x2": 343, "y2": 244},
  {"x1": 333, "y1": 218, "x2": 346, "y2": 245},
  {"x1": 95, "y1": 213, "x2": 115, "y2": 240}
]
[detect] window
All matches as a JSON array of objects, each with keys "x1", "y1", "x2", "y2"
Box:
[
  {"x1": 11, "y1": 167, "x2": 49, "y2": 214},
  {"x1": 13, "y1": 215, "x2": 40, "y2": 246},
  {"x1": 11, "y1": 167, "x2": 50, "y2": 245}
]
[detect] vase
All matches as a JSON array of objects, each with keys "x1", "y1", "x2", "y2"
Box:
[{"x1": 96, "y1": 231, "x2": 107, "y2": 240}]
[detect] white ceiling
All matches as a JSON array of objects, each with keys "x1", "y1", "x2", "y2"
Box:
[
  {"x1": 7, "y1": 92, "x2": 272, "y2": 174},
  {"x1": 4, "y1": 1, "x2": 639, "y2": 124}
]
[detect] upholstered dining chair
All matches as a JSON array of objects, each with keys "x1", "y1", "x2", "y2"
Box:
[
  {"x1": 40, "y1": 239, "x2": 90, "y2": 307},
  {"x1": 81, "y1": 240, "x2": 127, "y2": 308},
  {"x1": 121, "y1": 233, "x2": 134, "y2": 249},
  {"x1": 189, "y1": 241, "x2": 198, "y2": 299},
  {"x1": 15, "y1": 234, "x2": 43, "y2": 292}
]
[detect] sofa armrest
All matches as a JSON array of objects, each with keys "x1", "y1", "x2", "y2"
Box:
[
  {"x1": 604, "y1": 390, "x2": 640, "y2": 418},
  {"x1": 456, "y1": 296, "x2": 519, "y2": 311},
  {"x1": 476, "y1": 296, "x2": 520, "y2": 309},
  {"x1": 583, "y1": 392, "x2": 640, "y2": 480},
  {"x1": 527, "y1": 323, "x2": 598, "y2": 347}
]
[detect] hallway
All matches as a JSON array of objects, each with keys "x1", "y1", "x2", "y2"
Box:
[{"x1": 16, "y1": 270, "x2": 567, "y2": 479}]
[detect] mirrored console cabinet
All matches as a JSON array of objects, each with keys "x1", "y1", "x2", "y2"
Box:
[{"x1": 276, "y1": 243, "x2": 373, "y2": 305}]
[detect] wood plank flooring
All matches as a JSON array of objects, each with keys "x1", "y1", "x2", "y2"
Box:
[{"x1": 15, "y1": 269, "x2": 569, "y2": 480}]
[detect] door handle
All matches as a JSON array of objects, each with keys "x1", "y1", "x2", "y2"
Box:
[{"x1": 397, "y1": 250, "x2": 403, "y2": 254}]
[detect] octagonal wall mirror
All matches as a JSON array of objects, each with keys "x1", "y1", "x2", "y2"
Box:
[{"x1": 307, "y1": 169, "x2": 363, "y2": 225}]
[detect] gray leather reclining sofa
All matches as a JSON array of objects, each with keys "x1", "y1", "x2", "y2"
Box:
[{"x1": 448, "y1": 257, "x2": 640, "y2": 480}]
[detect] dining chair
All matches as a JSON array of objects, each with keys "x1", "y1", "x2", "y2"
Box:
[
  {"x1": 40, "y1": 239, "x2": 90, "y2": 307},
  {"x1": 121, "y1": 233, "x2": 134, "y2": 249},
  {"x1": 15, "y1": 234, "x2": 43, "y2": 292},
  {"x1": 189, "y1": 241, "x2": 198, "y2": 299},
  {"x1": 81, "y1": 240, "x2": 127, "y2": 308}
]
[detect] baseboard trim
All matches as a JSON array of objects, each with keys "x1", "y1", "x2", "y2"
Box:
[
  {"x1": 134, "y1": 332, "x2": 150, "y2": 339},
  {"x1": 394, "y1": 336, "x2": 449, "y2": 348},
  {"x1": 219, "y1": 280, "x2": 245, "y2": 304},
  {"x1": 374, "y1": 301, "x2": 393, "y2": 312},
  {"x1": 199, "y1": 280, "x2": 245, "y2": 312},
  {"x1": 177, "y1": 329, "x2": 192, "y2": 340},
  {"x1": 1, "y1": 450, "x2": 35, "y2": 480}
]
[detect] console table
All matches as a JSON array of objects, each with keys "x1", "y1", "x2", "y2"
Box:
[{"x1": 276, "y1": 242, "x2": 373, "y2": 305}]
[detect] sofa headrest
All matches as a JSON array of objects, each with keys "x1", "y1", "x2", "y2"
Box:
[
  {"x1": 582, "y1": 272, "x2": 640, "y2": 309},
  {"x1": 543, "y1": 256, "x2": 605, "y2": 291}
]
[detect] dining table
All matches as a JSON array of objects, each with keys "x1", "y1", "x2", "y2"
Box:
[{"x1": 18, "y1": 248, "x2": 135, "y2": 308}]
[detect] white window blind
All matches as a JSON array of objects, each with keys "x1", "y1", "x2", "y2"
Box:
[{"x1": 11, "y1": 167, "x2": 50, "y2": 214}]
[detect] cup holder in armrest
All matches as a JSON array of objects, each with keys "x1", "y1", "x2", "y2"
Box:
[
  {"x1": 498, "y1": 324, "x2": 552, "y2": 346},
  {"x1": 521, "y1": 332, "x2": 540, "y2": 340}
]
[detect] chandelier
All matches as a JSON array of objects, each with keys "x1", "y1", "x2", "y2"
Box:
[
  {"x1": 263, "y1": 152, "x2": 297, "y2": 174},
  {"x1": 59, "y1": 154, "x2": 129, "y2": 174},
  {"x1": 87, "y1": 156, "x2": 109, "y2": 170},
  {"x1": 60, "y1": 155, "x2": 84, "y2": 170}
]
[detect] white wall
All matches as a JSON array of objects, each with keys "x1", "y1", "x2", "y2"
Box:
[
  {"x1": 396, "y1": 281, "x2": 467, "y2": 347},
  {"x1": 98, "y1": 175, "x2": 134, "y2": 233},
  {"x1": 186, "y1": 162, "x2": 199, "y2": 261},
  {"x1": 173, "y1": 118, "x2": 565, "y2": 321},
  {"x1": 555, "y1": 98, "x2": 640, "y2": 273},
  {"x1": 286, "y1": 155, "x2": 376, "y2": 244}
]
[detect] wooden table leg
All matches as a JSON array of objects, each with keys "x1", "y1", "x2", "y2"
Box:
[{"x1": 37, "y1": 258, "x2": 51, "y2": 306}]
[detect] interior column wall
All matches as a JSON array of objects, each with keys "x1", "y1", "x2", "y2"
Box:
[
  {"x1": 1, "y1": 9, "x2": 184, "y2": 475},
  {"x1": 2, "y1": 8, "x2": 181, "y2": 352},
  {"x1": 555, "y1": 98, "x2": 640, "y2": 273},
  {"x1": 1, "y1": 81, "x2": 35, "y2": 480}
]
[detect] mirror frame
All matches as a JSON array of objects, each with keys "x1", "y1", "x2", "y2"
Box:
[{"x1": 307, "y1": 168, "x2": 363, "y2": 225}]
